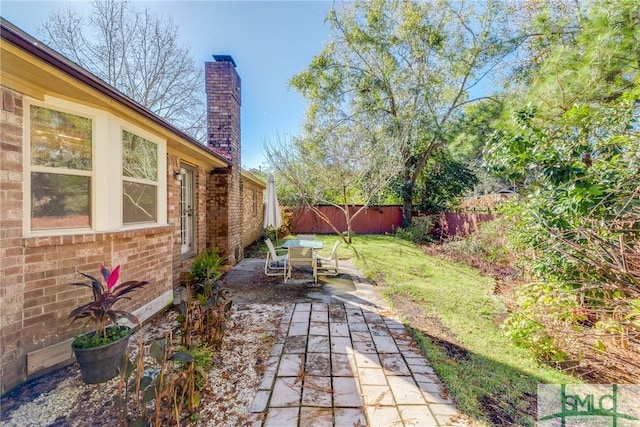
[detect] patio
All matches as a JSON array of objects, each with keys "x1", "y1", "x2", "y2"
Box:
[{"x1": 214, "y1": 258, "x2": 464, "y2": 426}]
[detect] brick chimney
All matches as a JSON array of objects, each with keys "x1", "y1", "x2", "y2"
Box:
[
  {"x1": 206, "y1": 55, "x2": 241, "y2": 166},
  {"x1": 205, "y1": 55, "x2": 243, "y2": 264}
]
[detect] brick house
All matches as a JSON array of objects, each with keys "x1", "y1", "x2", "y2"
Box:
[{"x1": 0, "y1": 19, "x2": 265, "y2": 394}]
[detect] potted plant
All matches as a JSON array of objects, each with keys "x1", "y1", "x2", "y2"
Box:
[{"x1": 69, "y1": 263, "x2": 148, "y2": 384}]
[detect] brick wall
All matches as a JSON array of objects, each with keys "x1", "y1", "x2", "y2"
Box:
[
  {"x1": 242, "y1": 179, "x2": 264, "y2": 248},
  {"x1": 208, "y1": 169, "x2": 230, "y2": 260},
  {"x1": 0, "y1": 86, "x2": 174, "y2": 394},
  {"x1": 0, "y1": 52, "x2": 259, "y2": 391},
  {"x1": 1, "y1": 87, "x2": 26, "y2": 392},
  {"x1": 205, "y1": 58, "x2": 243, "y2": 264},
  {"x1": 5, "y1": 227, "x2": 173, "y2": 393}
]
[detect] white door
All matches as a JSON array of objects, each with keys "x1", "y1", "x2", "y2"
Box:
[{"x1": 179, "y1": 167, "x2": 195, "y2": 255}]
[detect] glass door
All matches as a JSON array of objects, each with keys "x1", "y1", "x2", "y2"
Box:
[{"x1": 179, "y1": 166, "x2": 195, "y2": 255}]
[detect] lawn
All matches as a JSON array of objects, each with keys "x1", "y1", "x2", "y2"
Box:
[{"x1": 316, "y1": 234, "x2": 577, "y2": 426}]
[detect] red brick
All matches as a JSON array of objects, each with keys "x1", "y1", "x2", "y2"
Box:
[
  {"x1": 24, "y1": 294, "x2": 55, "y2": 308},
  {"x1": 25, "y1": 277, "x2": 56, "y2": 292},
  {"x1": 24, "y1": 271, "x2": 44, "y2": 282},
  {"x1": 23, "y1": 306, "x2": 43, "y2": 319},
  {"x1": 59, "y1": 257, "x2": 87, "y2": 268},
  {"x1": 23, "y1": 312, "x2": 55, "y2": 328},
  {"x1": 4, "y1": 246, "x2": 23, "y2": 257},
  {"x1": 45, "y1": 266, "x2": 75, "y2": 278},
  {"x1": 25, "y1": 253, "x2": 45, "y2": 264},
  {"x1": 23, "y1": 288, "x2": 44, "y2": 300},
  {"x1": 1, "y1": 321, "x2": 22, "y2": 338}
]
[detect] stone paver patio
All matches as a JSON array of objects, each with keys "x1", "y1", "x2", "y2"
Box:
[{"x1": 224, "y1": 259, "x2": 465, "y2": 426}]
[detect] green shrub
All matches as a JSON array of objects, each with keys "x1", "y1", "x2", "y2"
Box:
[
  {"x1": 395, "y1": 215, "x2": 437, "y2": 243},
  {"x1": 188, "y1": 249, "x2": 224, "y2": 289},
  {"x1": 444, "y1": 216, "x2": 516, "y2": 268},
  {"x1": 177, "y1": 344, "x2": 214, "y2": 390},
  {"x1": 502, "y1": 282, "x2": 578, "y2": 366}
]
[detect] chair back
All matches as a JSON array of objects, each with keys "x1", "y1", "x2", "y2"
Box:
[
  {"x1": 328, "y1": 240, "x2": 341, "y2": 258},
  {"x1": 297, "y1": 234, "x2": 316, "y2": 241},
  {"x1": 265, "y1": 238, "x2": 278, "y2": 258},
  {"x1": 288, "y1": 246, "x2": 314, "y2": 266}
]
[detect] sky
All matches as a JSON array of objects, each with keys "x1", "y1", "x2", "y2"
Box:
[{"x1": 0, "y1": 0, "x2": 335, "y2": 171}]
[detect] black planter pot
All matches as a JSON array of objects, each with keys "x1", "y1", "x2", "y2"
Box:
[{"x1": 72, "y1": 328, "x2": 131, "y2": 384}]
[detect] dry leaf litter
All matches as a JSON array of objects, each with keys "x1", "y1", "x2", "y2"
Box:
[{"x1": 1, "y1": 303, "x2": 284, "y2": 426}]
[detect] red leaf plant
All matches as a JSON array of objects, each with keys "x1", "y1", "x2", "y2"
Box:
[{"x1": 69, "y1": 264, "x2": 149, "y2": 339}]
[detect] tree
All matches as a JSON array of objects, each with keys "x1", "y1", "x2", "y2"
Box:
[
  {"x1": 410, "y1": 149, "x2": 478, "y2": 213},
  {"x1": 40, "y1": 0, "x2": 205, "y2": 140},
  {"x1": 265, "y1": 121, "x2": 402, "y2": 243},
  {"x1": 290, "y1": 0, "x2": 518, "y2": 226},
  {"x1": 486, "y1": 0, "x2": 640, "y2": 366},
  {"x1": 447, "y1": 100, "x2": 508, "y2": 194}
]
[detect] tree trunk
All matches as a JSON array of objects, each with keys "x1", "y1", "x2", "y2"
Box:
[
  {"x1": 401, "y1": 168, "x2": 413, "y2": 228},
  {"x1": 402, "y1": 197, "x2": 412, "y2": 228},
  {"x1": 344, "y1": 203, "x2": 353, "y2": 243}
]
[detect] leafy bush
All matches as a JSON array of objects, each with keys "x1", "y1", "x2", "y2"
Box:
[
  {"x1": 179, "y1": 249, "x2": 233, "y2": 350},
  {"x1": 177, "y1": 344, "x2": 214, "y2": 390},
  {"x1": 483, "y1": 0, "x2": 640, "y2": 374},
  {"x1": 395, "y1": 215, "x2": 438, "y2": 243},
  {"x1": 188, "y1": 249, "x2": 224, "y2": 290},
  {"x1": 502, "y1": 282, "x2": 577, "y2": 365},
  {"x1": 443, "y1": 216, "x2": 516, "y2": 269},
  {"x1": 73, "y1": 325, "x2": 131, "y2": 349}
]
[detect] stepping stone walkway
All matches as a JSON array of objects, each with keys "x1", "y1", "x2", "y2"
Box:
[{"x1": 246, "y1": 302, "x2": 464, "y2": 427}]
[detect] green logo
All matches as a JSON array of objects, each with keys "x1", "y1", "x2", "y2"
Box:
[{"x1": 538, "y1": 384, "x2": 640, "y2": 426}]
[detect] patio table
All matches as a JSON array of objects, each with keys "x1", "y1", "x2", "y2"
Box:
[{"x1": 281, "y1": 239, "x2": 323, "y2": 249}]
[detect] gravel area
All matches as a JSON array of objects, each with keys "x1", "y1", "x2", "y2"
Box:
[{"x1": 1, "y1": 303, "x2": 284, "y2": 426}]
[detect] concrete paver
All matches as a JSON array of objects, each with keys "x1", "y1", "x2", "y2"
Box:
[
  {"x1": 300, "y1": 407, "x2": 334, "y2": 426},
  {"x1": 366, "y1": 406, "x2": 403, "y2": 427},
  {"x1": 331, "y1": 353, "x2": 355, "y2": 377},
  {"x1": 264, "y1": 407, "x2": 299, "y2": 427},
  {"x1": 228, "y1": 259, "x2": 462, "y2": 426},
  {"x1": 361, "y1": 384, "x2": 395, "y2": 406},
  {"x1": 334, "y1": 408, "x2": 367, "y2": 426},
  {"x1": 270, "y1": 377, "x2": 303, "y2": 407},
  {"x1": 333, "y1": 376, "x2": 363, "y2": 407},
  {"x1": 306, "y1": 352, "x2": 331, "y2": 376}
]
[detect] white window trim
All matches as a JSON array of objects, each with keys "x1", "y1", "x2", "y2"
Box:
[
  {"x1": 24, "y1": 95, "x2": 167, "y2": 236},
  {"x1": 119, "y1": 125, "x2": 166, "y2": 228}
]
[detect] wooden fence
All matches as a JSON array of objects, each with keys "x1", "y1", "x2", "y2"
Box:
[
  {"x1": 290, "y1": 206, "x2": 403, "y2": 234},
  {"x1": 440, "y1": 212, "x2": 498, "y2": 238},
  {"x1": 290, "y1": 205, "x2": 497, "y2": 238}
]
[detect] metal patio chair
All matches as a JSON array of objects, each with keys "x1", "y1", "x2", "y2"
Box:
[
  {"x1": 285, "y1": 246, "x2": 317, "y2": 284},
  {"x1": 264, "y1": 238, "x2": 287, "y2": 279},
  {"x1": 296, "y1": 234, "x2": 316, "y2": 241},
  {"x1": 315, "y1": 239, "x2": 341, "y2": 277}
]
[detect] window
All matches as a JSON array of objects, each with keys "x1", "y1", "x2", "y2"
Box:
[
  {"x1": 29, "y1": 105, "x2": 92, "y2": 229},
  {"x1": 252, "y1": 188, "x2": 258, "y2": 216},
  {"x1": 122, "y1": 130, "x2": 158, "y2": 224},
  {"x1": 26, "y1": 97, "x2": 167, "y2": 234}
]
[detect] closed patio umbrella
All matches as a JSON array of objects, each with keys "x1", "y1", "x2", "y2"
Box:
[{"x1": 263, "y1": 174, "x2": 282, "y2": 245}]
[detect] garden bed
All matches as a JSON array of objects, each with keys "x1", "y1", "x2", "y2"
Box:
[{"x1": 1, "y1": 304, "x2": 283, "y2": 426}]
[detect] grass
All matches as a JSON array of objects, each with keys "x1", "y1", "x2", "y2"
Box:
[{"x1": 314, "y1": 234, "x2": 577, "y2": 426}]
